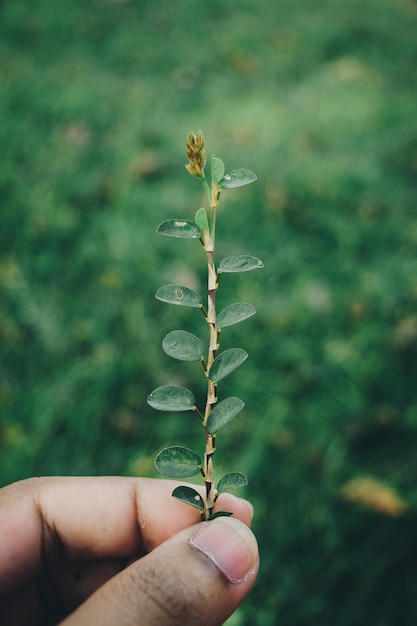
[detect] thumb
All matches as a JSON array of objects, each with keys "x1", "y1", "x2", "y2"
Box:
[{"x1": 61, "y1": 516, "x2": 259, "y2": 626}]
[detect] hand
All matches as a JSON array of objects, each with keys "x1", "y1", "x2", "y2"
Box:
[{"x1": 0, "y1": 476, "x2": 259, "y2": 625}]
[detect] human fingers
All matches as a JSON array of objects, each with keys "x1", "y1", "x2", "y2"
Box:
[
  {"x1": 61, "y1": 516, "x2": 259, "y2": 626},
  {"x1": 0, "y1": 476, "x2": 253, "y2": 624},
  {"x1": 0, "y1": 476, "x2": 252, "y2": 594}
]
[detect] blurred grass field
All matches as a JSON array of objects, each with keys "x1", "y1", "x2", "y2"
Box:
[{"x1": 1, "y1": 0, "x2": 417, "y2": 623}]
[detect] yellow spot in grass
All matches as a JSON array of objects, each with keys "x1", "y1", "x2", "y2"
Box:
[{"x1": 341, "y1": 476, "x2": 407, "y2": 517}]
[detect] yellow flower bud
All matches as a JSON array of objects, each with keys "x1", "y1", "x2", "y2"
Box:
[{"x1": 185, "y1": 130, "x2": 206, "y2": 178}]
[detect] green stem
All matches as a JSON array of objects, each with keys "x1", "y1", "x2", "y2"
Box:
[
  {"x1": 200, "y1": 179, "x2": 222, "y2": 519},
  {"x1": 203, "y1": 247, "x2": 219, "y2": 519},
  {"x1": 210, "y1": 206, "x2": 216, "y2": 246},
  {"x1": 204, "y1": 431, "x2": 216, "y2": 519},
  {"x1": 201, "y1": 176, "x2": 211, "y2": 203},
  {"x1": 202, "y1": 185, "x2": 221, "y2": 518}
]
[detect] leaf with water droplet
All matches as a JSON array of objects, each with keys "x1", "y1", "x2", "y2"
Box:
[
  {"x1": 172, "y1": 485, "x2": 205, "y2": 511},
  {"x1": 156, "y1": 284, "x2": 202, "y2": 307},
  {"x1": 157, "y1": 219, "x2": 201, "y2": 238},
  {"x1": 219, "y1": 168, "x2": 257, "y2": 189}
]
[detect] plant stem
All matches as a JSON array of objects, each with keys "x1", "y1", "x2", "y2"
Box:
[
  {"x1": 201, "y1": 181, "x2": 221, "y2": 519},
  {"x1": 202, "y1": 176, "x2": 211, "y2": 204},
  {"x1": 203, "y1": 248, "x2": 218, "y2": 518}
]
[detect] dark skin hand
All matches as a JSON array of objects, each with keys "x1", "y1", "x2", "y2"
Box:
[{"x1": 0, "y1": 476, "x2": 259, "y2": 625}]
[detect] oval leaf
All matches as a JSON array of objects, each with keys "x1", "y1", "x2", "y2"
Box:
[
  {"x1": 206, "y1": 397, "x2": 245, "y2": 434},
  {"x1": 194, "y1": 207, "x2": 209, "y2": 233},
  {"x1": 155, "y1": 446, "x2": 201, "y2": 478},
  {"x1": 219, "y1": 168, "x2": 257, "y2": 189},
  {"x1": 217, "y1": 472, "x2": 248, "y2": 494},
  {"x1": 211, "y1": 155, "x2": 225, "y2": 184},
  {"x1": 162, "y1": 330, "x2": 204, "y2": 362},
  {"x1": 172, "y1": 485, "x2": 205, "y2": 511},
  {"x1": 156, "y1": 284, "x2": 202, "y2": 307},
  {"x1": 147, "y1": 385, "x2": 195, "y2": 411},
  {"x1": 208, "y1": 510, "x2": 233, "y2": 520},
  {"x1": 217, "y1": 302, "x2": 256, "y2": 329},
  {"x1": 157, "y1": 219, "x2": 200, "y2": 239},
  {"x1": 218, "y1": 255, "x2": 264, "y2": 273},
  {"x1": 208, "y1": 348, "x2": 248, "y2": 384}
]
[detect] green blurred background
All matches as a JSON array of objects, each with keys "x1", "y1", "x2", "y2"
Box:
[{"x1": 1, "y1": 0, "x2": 417, "y2": 623}]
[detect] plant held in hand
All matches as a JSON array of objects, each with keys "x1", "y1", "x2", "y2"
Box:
[{"x1": 148, "y1": 131, "x2": 263, "y2": 520}]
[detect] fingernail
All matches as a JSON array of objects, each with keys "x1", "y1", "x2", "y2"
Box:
[{"x1": 190, "y1": 517, "x2": 259, "y2": 584}]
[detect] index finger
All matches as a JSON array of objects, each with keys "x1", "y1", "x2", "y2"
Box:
[{"x1": 0, "y1": 476, "x2": 252, "y2": 598}]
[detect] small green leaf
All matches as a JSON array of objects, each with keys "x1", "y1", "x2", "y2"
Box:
[
  {"x1": 219, "y1": 168, "x2": 257, "y2": 189},
  {"x1": 194, "y1": 207, "x2": 209, "y2": 233},
  {"x1": 172, "y1": 485, "x2": 205, "y2": 511},
  {"x1": 147, "y1": 385, "x2": 196, "y2": 411},
  {"x1": 208, "y1": 348, "x2": 248, "y2": 383},
  {"x1": 155, "y1": 446, "x2": 201, "y2": 478},
  {"x1": 208, "y1": 510, "x2": 233, "y2": 520},
  {"x1": 217, "y1": 302, "x2": 256, "y2": 329},
  {"x1": 206, "y1": 397, "x2": 245, "y2": 434},
  {"x1": 162, "y1": 330, "x2": 204, "y2": 362},
  {"x1": 156, "y1": 284, "x2": 203, "y2": 307},
  {"x1": 217, "y1": 472, "x2": 248, "y2": 493},
  {"x1": 211, "y1": 155, "x2": 225, "y2": 184},
  {"x1": 218, "y1": 255, "x2": 264, "y2": 273},
  {"x1": 157, "y1": 219, "x2": 201, "y2": 238}
]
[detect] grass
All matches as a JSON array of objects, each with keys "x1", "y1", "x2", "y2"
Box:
[{"x1": 1, "y1": 0, "x2": 417, "y2": 623}]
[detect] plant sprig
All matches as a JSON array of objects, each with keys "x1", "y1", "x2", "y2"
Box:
[{"x1": 147, "y1": 131, "x2": 263, "y2": 520}]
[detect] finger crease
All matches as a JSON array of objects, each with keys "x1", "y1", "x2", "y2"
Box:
[
  {"x1": 33, "y1": 494, "x2": 68, "y2": 621},
  {"x1": 132, "y1": 484, "x2": 147, "y2": 555}
]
